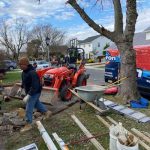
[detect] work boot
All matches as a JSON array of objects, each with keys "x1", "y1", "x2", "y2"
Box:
[
  {"x1": 42, "y1": 110, "x2": 52, "y2": 120},
  {"x1": 20, "y1": 123, "x2": 32, "y2": 133}
]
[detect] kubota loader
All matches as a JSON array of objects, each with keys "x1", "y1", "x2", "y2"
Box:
[{"x1": 6, "y1": 47, "x2": 89, "y2": 105}]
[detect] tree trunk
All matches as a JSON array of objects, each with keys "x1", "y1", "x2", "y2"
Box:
[
  {"x1": 67, "y1": 0, "x2": 139, "y2": 103},
  {"x1": 117, "y1": 43, "x2": 140, "y2": 102}
]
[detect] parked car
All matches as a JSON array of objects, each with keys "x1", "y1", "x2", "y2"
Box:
[
  {"x1": 30, "y1": 60, "x2": 50, "y2": 70},
  {"x1": 1, "y1": 60, "x2": 17, "y2": 71}
]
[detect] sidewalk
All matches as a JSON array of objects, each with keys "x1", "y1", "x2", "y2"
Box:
[
  {"x1": 85, "y1": 62, "x2": 105, "y2": 66},
  {"x1": 85, "y1": 63, "x2": 105, "y2": 70}
]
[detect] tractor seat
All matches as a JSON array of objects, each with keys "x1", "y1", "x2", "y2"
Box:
[{"x1": 68, "y1": 64, "x2": 77, "y2": 72}]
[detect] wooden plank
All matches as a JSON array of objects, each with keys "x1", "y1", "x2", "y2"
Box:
[
  {"x1": 96, "y1": 115, "x2": 110, "y2": 128},
  {"x1": 65, "y1": 132, "x2": 109, "y2": 146},
  {"x1": 131, "y1": 128, "x2": 150, "y2": 144},
  {"x1": 52, "y1": 133, "x2": 69, "y2": 150},
  {"x1": 106, "y1": 116, "x2": 150, "y2": 150},
  {"x1": 71, "y1": 115, "x2": 105, "y2": 150},
  {"x1": 143, "y1": 132, "x2": 150, "y2": 138},
  {"x1": 106, "y1": 116, "x2": 118, "y2": 125},
  {"x1": 70, "y1": 89, "x2": 106, "y2": 113}
]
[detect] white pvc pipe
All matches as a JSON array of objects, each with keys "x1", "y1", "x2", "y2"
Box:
[{"x1": 36, "y1": 121, "x2": 57, "y2": 150}]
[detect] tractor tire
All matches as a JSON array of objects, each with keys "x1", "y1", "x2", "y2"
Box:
[
  {"x1": 77, "y1": 74, "x2": 87, "y2": 87},
  {"x1": 60, "y1": 84, "x2": 72, "y2": 101},
  {"x1": 105, "y1": 78, "x2": 108, "y2": 83}
]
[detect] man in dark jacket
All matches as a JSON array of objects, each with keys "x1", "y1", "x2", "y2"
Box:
[{"x1": 18, "y1": 57, "x2": 51, "y2": 132}]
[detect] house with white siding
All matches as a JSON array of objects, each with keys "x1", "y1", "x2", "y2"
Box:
[
  {"x1": 78, "y1": 35, "x2": 112, "y2": 59},
  {"x1": 145, "y1": 27, "x2": 150, "y2": 40},
  {"x1": 110, "y1": 27, "x2": 150, "y2": 49}
]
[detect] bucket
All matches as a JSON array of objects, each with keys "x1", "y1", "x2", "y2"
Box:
[
  {"x1": 116, "y1": 138, "x2": 139, "y2": 150},
  {"x1": 109, "y1": 123, "x2": 127, "y2": 150},
  {"x1": 109, "y1": 132, "x2": 118, "y2": 150}
]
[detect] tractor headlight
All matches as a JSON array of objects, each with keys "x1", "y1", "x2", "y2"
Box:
[
  {"x1": 49, "y1": 74, "x2": 54, "y2": 78},
  {"x1": 43, "y1": 74, "x2": 54, "y2": 86},
  {"x1": 43, "y1": 74, "x2": 50, "y2": 79},
  {"x1": 44, "y1": 74, "x2": 54, "y2": 79}
]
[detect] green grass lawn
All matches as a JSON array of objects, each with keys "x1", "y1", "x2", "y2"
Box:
[
  {"x1": 0, "y1": 71, "x2": 150, "y2": 150},
  {"x1": 1, "y1": 97, "x2": 149, "y2": 150},
  {"x1": 2, "y1": 71, "x2": 21, "y2": 84}
]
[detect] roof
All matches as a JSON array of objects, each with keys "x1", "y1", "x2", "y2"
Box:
[
  {"x1": 110, "y1": 32, "x2": 150, "y2": 49},
  {"x1": 133, "y1": 32, "x2": 150, "y2": 45},
  {"x1": 79, "y1": 35, "x2": 101, "y2": 44},
  {"x1": 144, "y1": 27, "x2": 150, "y2": 32}
]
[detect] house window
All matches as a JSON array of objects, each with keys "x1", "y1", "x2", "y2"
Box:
[{"x1": 98, "y1": 42, "x2": 100, "y2": 47}]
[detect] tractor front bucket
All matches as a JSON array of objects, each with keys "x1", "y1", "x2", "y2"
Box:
[{"x1": 40, "y1": 87, "x2": 60, "y2": 105}]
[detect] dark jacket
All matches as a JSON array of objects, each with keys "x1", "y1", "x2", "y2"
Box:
[{"x1": 21, "y1": 64, "x2": 42, "y2": 95}]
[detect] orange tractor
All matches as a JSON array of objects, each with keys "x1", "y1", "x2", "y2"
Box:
[{"x1": 37, "y1": 47, "x2": 89, "y2": 102}]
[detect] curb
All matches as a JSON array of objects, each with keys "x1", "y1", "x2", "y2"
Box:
[
  {"x1": 85, "y1": 63, "x2": 105, "y2": 66},
  {"x1": 85, "y1": 66, "x2": 105, "y2": 70}
]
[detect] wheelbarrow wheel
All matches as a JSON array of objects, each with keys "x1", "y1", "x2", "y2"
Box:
[
  {"x1": 60, "y1": 84, "x2": 72, "y2": 101},
  {"x1": 77, "y1": 74, "x2": 87, "y2": 86}
]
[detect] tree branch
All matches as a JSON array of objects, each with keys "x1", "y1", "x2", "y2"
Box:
[
  {"x1": 113, "y1": 0, "x2": 123, "y2": 34},
  {"x1": 67, "y1": 0, "x2": 115, "y2": 41}
]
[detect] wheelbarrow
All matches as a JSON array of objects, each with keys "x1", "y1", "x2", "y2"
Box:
[
  {"x1": 75, "y1": 85, "x2": 105, "y2": 101},
  {"x1": 74, "y1": 77, "x2": 126, "y2": 102},
  {"x1": 72, "y1": 85, "x2": 108, "y2": 111}
]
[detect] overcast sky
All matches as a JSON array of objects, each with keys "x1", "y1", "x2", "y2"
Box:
[{"x1": 0, "y1": 0, "x2": 150, "y2": 41}]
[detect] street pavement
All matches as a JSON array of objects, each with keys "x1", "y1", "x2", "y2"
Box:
[{"x1": 86, "y1": 67, "x2": 105, "y2": 86}]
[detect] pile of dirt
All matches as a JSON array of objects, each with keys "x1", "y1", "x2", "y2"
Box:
[
  {"x1": 0, "y1": 136, "x2": 5, "y2": 150},
  {"x1": 0, "y1": 108, "x2": 47, "y2": 136}
]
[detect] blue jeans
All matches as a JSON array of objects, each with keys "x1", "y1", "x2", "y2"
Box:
[{"x1": 26, "y1": 93, "x2": 47, "y2": 123}]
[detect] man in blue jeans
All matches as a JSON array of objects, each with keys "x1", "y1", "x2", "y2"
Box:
[{"x1": 18, "y1": 57, "x2": 51, "y2": 132}]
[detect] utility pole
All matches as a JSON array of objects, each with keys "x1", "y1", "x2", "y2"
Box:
[{"x1": 45, "y1": 37, "x2": 50, "y2": 62}]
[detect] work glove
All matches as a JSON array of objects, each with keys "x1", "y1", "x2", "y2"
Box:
[
  {"x1": 17, "y1": 88, "x2": 23, "y2": 96},
  {"x1": 23, "y1": 94, "x2": 30, "y2": 103}
]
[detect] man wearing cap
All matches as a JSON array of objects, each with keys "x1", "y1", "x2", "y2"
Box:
[{"x1": 18, "y1": 57, "x2": 51, "y2": 132}]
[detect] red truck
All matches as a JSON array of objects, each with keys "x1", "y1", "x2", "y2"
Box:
[{"x1": 105, "y1": 45, "x2": 150, "y2": 97}]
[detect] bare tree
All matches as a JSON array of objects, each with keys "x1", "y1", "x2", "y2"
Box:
[
  {"x1": 27, "y1": 39, "x2": 42, "y2": 59},
  {"x1": 30, "y1": 24, "x2": 65, "y2": 59},
  {"x1": 67, "y1": 0, "x2": 138, "y2": 102},
  {"x1": 0, "y1": 19, "x2": 29, "y2": 61}
]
